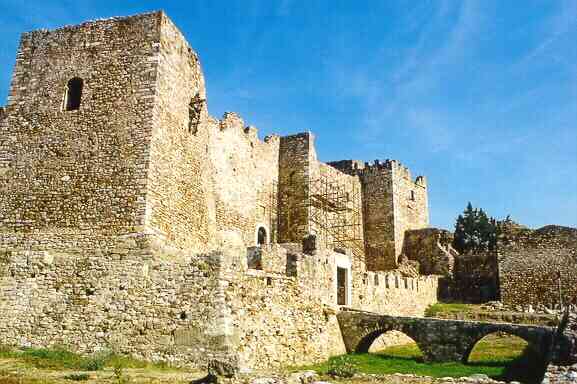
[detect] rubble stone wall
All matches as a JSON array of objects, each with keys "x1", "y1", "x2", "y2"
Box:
[
  {"x1": 209, "y1": 113, "x2": 280, "y2": 247},
  {"x1": 146, "y1": 13, "x2": 217, "y2": 253},
  {"x1": 0, "y1": 233, "x2": 234, "y2": 367},
  {"x1": 402, "y1": 228, "x2": 455, "y2": 276},
  {"x1": 499, "y1": 226, "x2": 577, "y2": 307},
  {"x1": 0, "y1": 12, "x2": 161, "y2": 234}
]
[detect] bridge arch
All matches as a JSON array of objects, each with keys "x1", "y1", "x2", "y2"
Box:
[
  {"x1": 355, "y1": 324, "x2": 426, "y2": 356},
  {"x1": 462, "y1": 328, "x2": 551, "y2": 364}
]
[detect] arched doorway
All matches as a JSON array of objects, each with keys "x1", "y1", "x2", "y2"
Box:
[
  {"x1": 467, "y1": 332, "x2": 547, "y2": 384},
  {"x1": 257, "y1": 226, "x2": 267, "y2": 246}
]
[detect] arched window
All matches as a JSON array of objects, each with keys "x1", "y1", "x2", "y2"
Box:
[
  {"x1": 257, "y1": 227, "x2": 267, "y2": 246},
  {"x1": 64, "y1": 77, "x2": 83, "y2": 111}
]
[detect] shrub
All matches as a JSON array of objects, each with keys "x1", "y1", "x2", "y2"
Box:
[
  {"x1": 63, "y1": 373, "x2": 90, "y2": 381},
  {"x1": 78, "y1": 356, "x2": 106, "y2": 371},
  {"x1": 113, "y1": 360, "x2": 130, "y2": 384},
  {"x1": 326, "y1": 355, "x2": 358, "y2": 378}
]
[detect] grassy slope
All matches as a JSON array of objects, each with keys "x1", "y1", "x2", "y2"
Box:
[
  {"x1": 0, "y1": 346, "x2": 201, "y2": 384},
  {"x1": 424, "y1": 303, "x2": 477, "y2": 317}
]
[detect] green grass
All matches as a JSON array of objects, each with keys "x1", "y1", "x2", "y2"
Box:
[
  {"x1": 304, "y1": 334, "x2": 546, "y2": 384},
  {"x1": 425, "y1": 302, "x2": 476, "y2": 317},
  {"x1": 0, "y1": 345, "x2": 173, "y2": 373}
]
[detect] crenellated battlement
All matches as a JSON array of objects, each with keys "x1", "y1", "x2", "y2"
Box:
[{"x1": 328, "y1": 158, "x2": 426, "y2": 186}]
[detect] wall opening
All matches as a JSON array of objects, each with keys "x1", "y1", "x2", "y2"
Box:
[
  {"x1": 337, "y1": 266, "x2": 348, "y2": 305},
  {"x1": 466, "y1": 332, "x2": 546, "y2": 383},
  {"x1": 188, "y1": 93, "x2": 204, "y2": 134},
  {"x1": 257, "y1": 227, "x2": 267, "y2": 246},
  {"x1": 64, "y1": 77, "x2": 83, "y2": 111},
  {"x1": 247, "y1": 247, "x2": 262, "y2": 270}
]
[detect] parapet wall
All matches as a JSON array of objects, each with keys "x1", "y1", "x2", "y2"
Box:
[
  {"x1": 499, "y1": 225, "x2": 577, "y2": 307},
  {"x1": 352, "y1": 271, "x2": 439, "y2": 316}
]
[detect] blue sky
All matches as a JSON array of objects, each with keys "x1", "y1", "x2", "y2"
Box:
[{"x1": 1, "y1": 0, "x2": 576, "y2": 230}]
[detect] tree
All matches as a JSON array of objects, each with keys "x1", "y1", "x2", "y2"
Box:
[{"x1": 453, "y1": 202, "x2": 497, "y2": 254}]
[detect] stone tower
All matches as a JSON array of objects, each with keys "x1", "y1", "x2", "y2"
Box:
[
  {"x1": 0, "y1": 11, "x2": 233, "y2": 368},
  {"x1": 0, "y1": 11, "x2": 216, "y2": 252},
  {"x1": 328, "y1": 159, "x2": 429, "y2": 270}
]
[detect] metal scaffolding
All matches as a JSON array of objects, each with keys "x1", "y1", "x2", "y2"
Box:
[{"x1": 307, "y1": 175, "x2": 364, "y2": 257}]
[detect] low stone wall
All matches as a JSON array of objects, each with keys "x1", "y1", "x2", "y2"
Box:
[
  {"x1": 499, "y1": 225, "x2": 577, "y2": 307},
  {"x1": 0, "y1": 232, "x2": 234, "y2": 367},
  {"x1": 352, "y1": 271, "x2": 439, "y2": 316}
]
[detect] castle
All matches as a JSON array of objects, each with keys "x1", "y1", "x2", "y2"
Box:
[{"x1": 0, "y1": 11, "x2": 442, "y2": 371}]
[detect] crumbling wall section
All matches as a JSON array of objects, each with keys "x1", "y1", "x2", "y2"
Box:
[
  {"x1": 499, "y1": 225, "x2": 577, "y2": 307},
  {"x1": 402, "y1": 228, "x2": 456, "y2": 276}
]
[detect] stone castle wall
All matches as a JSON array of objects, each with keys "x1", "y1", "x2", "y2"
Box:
[
  {"x1": 146, "y1": 13, "x2": 217, "y2": 253},
  {"x1": 499, "y1": 225, "x2": 577, "y2": 307},
  {"x1": 0, "y1": 11, "x2": 438, "y2": 372},
  {"x1": 0, "y1": 13, "x2": 161, "y2": 234},
  {"x1": 209, "y1": 113, "x2": 280, "y2": 247},
  {"x1": 0, "y1": 233, "x2": 234, "y2": 367},
  {"x1": 329, "y1": 160, "x2": 429, "y2": 270},
  {"x1": 402, "y1": 228, "x2": 456, "y2": 276}
]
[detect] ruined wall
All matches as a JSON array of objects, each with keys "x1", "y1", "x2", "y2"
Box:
[
  {"x1": 0, "y1": 234, "x2": 235, "y2": 368},
  {"x1": 402, "y1": 228, "x2": 456, "y2": 276},
  {"x1": 0, "y1": 13, "x2": 161, "y2": 234},
  {"x1": 499, "y1": 225, "x2": 577, "y2": 307},
  {"x1": 146, "y1": 13, "x2": 217, "y2": 252},
  {"x1": 449, "y1": 251, "x2": 500, "y2": 303},
  {"x1": 224, "y1": 244, "x2": 346, "y2": 370},
  {"x1": 210, "y1": 112, "x2": 280, "y2": 248}
]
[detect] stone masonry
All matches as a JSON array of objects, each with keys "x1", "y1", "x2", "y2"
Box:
[
  {"x1": 498, "y1": 225, "x2": 577, "y2": 307},
  {"x1": 0, "y1": 12, "x2": 437, "y2": 371}
]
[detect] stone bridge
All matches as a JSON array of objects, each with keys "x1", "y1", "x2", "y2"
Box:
[{"x1": 337, "y1": 309, "x2": 574, "y2": 364}]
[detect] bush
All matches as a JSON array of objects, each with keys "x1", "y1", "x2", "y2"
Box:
[
  {"x1": 326, "y1": 355, "x2": 358, "y2": 378},
  {"x1": 78, "y1": 356, "x2": 106, "y2": 371},
  {"x1": 63, "y1": 373, "x2": 90, "y2": 381}
]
